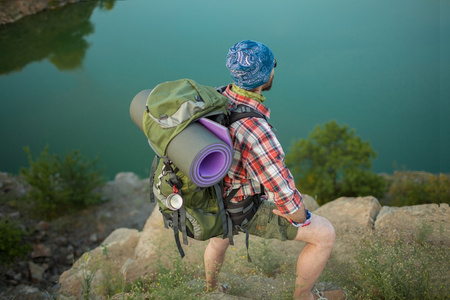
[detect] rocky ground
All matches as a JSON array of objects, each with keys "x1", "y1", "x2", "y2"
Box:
[
  {"x1": 0, "y1": 172, "x2": 153, "y2": 299},
  {"x1": 1, "y1": 171, "x2": 449, "y2": 299}
]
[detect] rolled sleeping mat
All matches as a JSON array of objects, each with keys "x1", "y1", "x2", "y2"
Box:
[
  {"x1": 166, "y1": 121, "x2": 232, "y2": 187},
  {"x1": 129, "y1": 89, "x2": 152, "y2": 133},
  {"x1": 130, "y1": 89, "x2": 233, "y2": 187}
]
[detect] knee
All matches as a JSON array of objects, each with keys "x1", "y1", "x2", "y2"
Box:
[
  {"x1": 301, "y1": 215, "x2": 336, "y2": 249},
  {"x1": 207, "y1": 237, "x2": 230, "y2": 253},
  {"x1": 317, "y1": 218, "x2": 336, "y2": 249}
]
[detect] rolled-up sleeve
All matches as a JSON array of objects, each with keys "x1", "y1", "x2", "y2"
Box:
[{"x1": 236, "y1": 118, "x2": 303, "y2": 215}]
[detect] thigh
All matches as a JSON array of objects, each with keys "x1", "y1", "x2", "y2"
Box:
[{"x1": 242, "y1": 200, "x2": 298, "y2": 241}]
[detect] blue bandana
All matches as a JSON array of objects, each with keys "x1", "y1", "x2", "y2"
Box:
[{"x1": 226, "y1": 40, "x2": 275, "y2": 90}]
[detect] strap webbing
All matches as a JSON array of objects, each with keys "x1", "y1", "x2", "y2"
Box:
[
  {"x1": 214, "y1": 184, "x2": 229, "y2": 240},
  {"x1": 172, "y1": 210, "x2": 185, "y2": 258},
  {"x1": 236, "y1": 225, "x2": 252, "y2": 263},
  {"x1": 149, "y1": 155, "x2": 159, "y2": 203},
  {"x1": 228, "y1": 110, "x2": 266, "y2": 125},
  {"x1": 179, "y1": 206, "x2": 188, "y2": 245}
]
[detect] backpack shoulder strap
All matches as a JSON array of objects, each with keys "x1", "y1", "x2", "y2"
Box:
[
  {"x1": 149, "y1": 155, "x2": 159, "y2": 203},
  {"x1": 228, "y1": 110, "x2": 266, "y2": 125}
]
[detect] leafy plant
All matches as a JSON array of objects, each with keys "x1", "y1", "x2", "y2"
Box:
[
  {"x1": 386, "y1": 172, "x2": 450, "y2": 206},
  {"x1": 0, "y1": 217, "x2": 32, "y2": 266},
  {"x1": 20, "y1": 146, "x2": 105, "y2": 220},
  {"x1": 319, "y1": 234, "x2": 450, "y2": 299},
  {"x1": 286, "y1": 120, "x2": 385, "y2": 204}
]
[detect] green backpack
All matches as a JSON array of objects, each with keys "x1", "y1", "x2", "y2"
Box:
[{"x1": 139, "y1": 79, "x2": 263, "y2": 259}]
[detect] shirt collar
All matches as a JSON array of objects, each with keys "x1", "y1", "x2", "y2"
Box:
[
  {"x1": 231, "y1": 84, "x2": 266, "y2": 103},
  {"x1": 224, "y1": 84, "x2": 271, "y2": 119}
]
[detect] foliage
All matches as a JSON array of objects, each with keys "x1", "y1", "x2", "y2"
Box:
[
  {"x1": 20, "y1": 146, "x2": 104, "y2": 220},
  {"x1": 320, "y1": 235, "x2": 449, "y2": 299},
  {"x1": 0, "y1": 217, "x2": 32, "y2": 266},
  {"x1": 385, "y1": 172, "x2": 450, "y2": 206},
  {"x1": 286, "y1": 120, "x2": 385, "y2": 204},
  {"x1": 73, "y1": 245, "x2": 127, "y2": 300}
]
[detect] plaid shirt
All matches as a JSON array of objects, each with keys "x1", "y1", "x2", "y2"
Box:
[{"x1": 222, "y1": 84, "x2": 303, "y2": 215}]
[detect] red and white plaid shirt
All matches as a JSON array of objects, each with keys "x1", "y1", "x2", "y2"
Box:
[{"x1": 222, "y1": 84, "x2": 304, "y2": 215}]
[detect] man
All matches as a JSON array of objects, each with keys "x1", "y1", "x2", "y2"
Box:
[{"x1": 204, "y1": 40, "x2": 345, "y2": 300}]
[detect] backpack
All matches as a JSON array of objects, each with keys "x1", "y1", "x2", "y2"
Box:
[{"x1": 131, "y1": 79, "x2": 264, "y2": 259}]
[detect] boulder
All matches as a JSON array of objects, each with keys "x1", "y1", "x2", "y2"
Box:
[
  {"x1": 315, "y1": 196, "x2": 381, "y2": 231},
  {"x1": 302, "y1": 194, "x2": 320, "y2": 212},
  {"x1": 374, "y1": 203, "x2": 449, "y2": 245},
  {"x1": 59, "y1": 228, "x2": 141, "y2": 299}
]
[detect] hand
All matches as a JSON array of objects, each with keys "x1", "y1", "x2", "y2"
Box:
[{"x1": 272, "y1": 206, "x2": 307, "y2": 224}]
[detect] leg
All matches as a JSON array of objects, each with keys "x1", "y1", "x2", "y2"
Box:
[
  {"x1": 204, "y1": 237, "x2": 230, "y2": 291},
  {"x1": 293, "y1": 213, "x2": 336, "y2": 300}
]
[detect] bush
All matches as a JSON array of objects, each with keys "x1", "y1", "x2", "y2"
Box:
[
  {"x1": 286, "y1": 120, "x2": 385, "y2": 204},
  {"x1": 20, "y1": 146, "x2": 105, "y2": 220},
  {"x1": 353, "y1": 239, "x2": 449, "y2": 299},
  {"x1": 320, "y1": 235, "x2": 450, "y2": 299},
  {"x1": 386, "y1": 172, "x2": 450, "y2": 206},
  {"x1": 0, "y1": 217, "x2": 32, "y2": 266}
]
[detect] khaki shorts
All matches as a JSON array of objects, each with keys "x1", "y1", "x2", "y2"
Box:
[{"x1": 241, "y1": 200, "x2": 298, "y2": 241}]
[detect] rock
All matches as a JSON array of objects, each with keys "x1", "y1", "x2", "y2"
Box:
[
  {"x1": 31, "y1": 244, "x2": 52, "y2": 258},
  {"x1": 89, "y1": 233, "x2": 98, "y2": 243},
  {"x1": 0, "y1": 172, "x2": 29, "y2": 199},
  {"x1": 0, "y1": 0, "x2": 81, "y2": 25},
  {"x1": 28, "y1": 261, "x2": 48, "y2": 282},
  {"x1": 8, "y1": 211, "x2": 21, "y2": 219},
  {"x1": 54, "y1": 236, "x2": 68, "y2": 246},
  {"x1": 302, "y1": 194, "x2": 320, "y2": 212},
  {"x1": 59, "y1": 228, "x2": 141, "y2": 298},
  {"x1": 37, "y1": 221, "x2": 49, "y2": 231},
  {"x1": 315, "y1": 196, "x2": 381, "y2": 230},
  {"x1": 374, "y1": 203, "x2": 450, "y2": 245}
]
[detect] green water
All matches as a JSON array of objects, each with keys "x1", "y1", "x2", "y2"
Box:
[{"x1": 0, "y1": 0, "x2": 449, "y2": 180}]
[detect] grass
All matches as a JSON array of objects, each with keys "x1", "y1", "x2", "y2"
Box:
[
  {"x1": 70, "y1": 223, "x2": 450, "y2": 300},
  {"x1": 319, "y1": 236, "x2": 450, "y2": 299}
]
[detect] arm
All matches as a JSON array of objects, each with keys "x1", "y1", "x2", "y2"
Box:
[{"x1": 238, "y1": 118, "x2": 308, "y2": 223}]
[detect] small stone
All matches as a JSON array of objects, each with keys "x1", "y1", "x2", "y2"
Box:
[
  {"x1": 13, "y1": 272, "x2": 22, "y2": 281},
  {"x1": 38, "y1": 221, "x2": 49, "y2": 230},
  {"x1": 89, "y1": 233, "x2": 98, "y2": 243},
  {"x1": 65, "y1": 253, "x2": 74, "y2": 264},
  {"x1": 28, "y1": 262, "x2": 48, "y2": 282},
  {"x1": 8, "y1": 211, "x2": 20, "y2": 219},
  {"x1": 31, "y1": 244, "x2": 52, "y2": 258},
  {"x1": 55, "y1": 236, "x2": 68, "y2": 246}
]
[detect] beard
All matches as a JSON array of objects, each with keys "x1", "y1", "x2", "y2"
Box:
[{"x1": 261, "y1": 74, "x2": 274, "y2": 91}]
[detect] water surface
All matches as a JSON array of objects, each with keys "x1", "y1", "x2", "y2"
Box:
[{"x1": 0, "y1": 0, "x2": 448, "y2": 179}]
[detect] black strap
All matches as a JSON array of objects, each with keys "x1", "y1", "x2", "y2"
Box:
[
  {"x1": 236, "y1": 225, "x2": 252, "y2": 263},
  {"x1": 224, "y1": 187, "x2": 240, "y2": 204},
  {"x1": 214, "y1": 184, "x2": 228, "y2": 239},
  {"x1": 149, "y1": 155, "x2": 159, "y2": 203},
  {"x1": 179, "y1": 206, "x2": 188, "y2": 245},
  {"x1": 228, "y1": 110, "x2": 266, "y2": 125},
  {"x1": 172, "y1": 210, "x2": 185, "y2": 258}
]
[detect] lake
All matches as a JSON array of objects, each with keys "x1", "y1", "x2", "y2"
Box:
[{"x1": 0, "y1": 0, "x2": 449, "y2": 180}]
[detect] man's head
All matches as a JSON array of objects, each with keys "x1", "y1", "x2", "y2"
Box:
[{"x1": 226, "y1": 40, "x2": 276, "y2": 91}]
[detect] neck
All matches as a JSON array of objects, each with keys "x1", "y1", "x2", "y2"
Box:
[{"x1": 251, "y1": 86, "x2": 263, "y2": 94}]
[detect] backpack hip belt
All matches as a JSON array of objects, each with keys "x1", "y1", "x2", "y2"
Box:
[{"x1": 225, "y1": 193, "x2": 262, "y2": 227}]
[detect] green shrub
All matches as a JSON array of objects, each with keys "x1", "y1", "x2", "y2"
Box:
[
  {"x1": 286, "y1": 120, "x2": 385, "y2": 204},
  {"x1": 0, "y1": 217, "x2": 32, "y2": 266},
  {"x1": 386, "y1": 172, "x2": 450, "y2": 206},
  {"x1": 320, "y1": 236, "x2": 450, "y2": 299},
  {"x1": 353, "y1": 239, "x2": 449, "y2": 299},
  {"x1": 20, "y1": 146, "x2": 105, "y2": 220}
]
